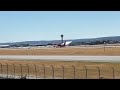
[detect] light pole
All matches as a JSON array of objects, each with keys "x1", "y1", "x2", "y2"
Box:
[{"x1": 104, "y1": 42, "x2": 106, "y2": 53}]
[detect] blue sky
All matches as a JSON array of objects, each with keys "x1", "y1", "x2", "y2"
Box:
[{"x1": 0, "y1": 11, "x2": 120, "y2": 43}]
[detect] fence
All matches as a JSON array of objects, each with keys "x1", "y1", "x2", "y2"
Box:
[{"x1": 0, "y1": 63, "x2": 120, "y2": 79}]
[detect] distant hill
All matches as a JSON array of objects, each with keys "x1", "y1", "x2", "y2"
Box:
[
  {"x1": 72, "y1": 36, "x2": 120, "y2": 42},
  {"x1": 0, "y1": 36, "x2": 120, "y2": 45}
]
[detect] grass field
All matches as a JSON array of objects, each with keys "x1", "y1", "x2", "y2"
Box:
[
  {"x1": 0, "y1": 60, "x2": 120, "y2": 79},
  {"x1": 0, "y1": 46, "x2": 120, "y2": 55}
]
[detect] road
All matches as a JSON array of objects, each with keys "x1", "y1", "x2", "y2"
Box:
[{"x1": 0, "y1": 55, "x2": 120, "y2": 62}]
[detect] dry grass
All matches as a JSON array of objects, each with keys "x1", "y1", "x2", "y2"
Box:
[
  {"x1": 0, "y1": 47, "x2": 120, "y2": 55},
  {"x1": 0, "y1": 60, "x2": 120, "y2": 79},
  {"x1": 0, "y1": 46, "x2": 120, "y2": 79}
]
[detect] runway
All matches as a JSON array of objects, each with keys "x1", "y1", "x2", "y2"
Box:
[{"x1": 0, "y1": 55, "x2": 120, "y2": 62}]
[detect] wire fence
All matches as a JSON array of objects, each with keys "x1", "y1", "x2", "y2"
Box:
[{"x1": 0, "y1": 63, "x2": 120, "y2": 79}]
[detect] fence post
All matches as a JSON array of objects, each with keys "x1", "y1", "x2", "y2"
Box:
[
  {"x1": 26, "y1": 64, "x2": 29, "y2": 79},
  {"x1": 34, "y1": 64, "x2": 37, "y2": 79},
  {"x1": 12, "y1": 64, "x2": 15, "y2": 79},
  {"x1": 51, "y1": 65, "x2": 54, "y2": 79},
  {"x1": 97, "y1": 66, "x2": 100, "y2": 79},
  {"x1": 112, "y1": 67, "x2": 115, "y2": 79},
  {"x1": 6, "y1": 63, "x2": 8, "y2": 78},
  {"x1": 42, "y1": 64, "x2": 45, "y2": 79},
  {"x1": 61, "y1": 65, "x2": 64, "y2": 79},
  {"x1": 72, "y1": 65, "x2": 75, "y2": 79},
  {"x1": 84, "y1": 66, "x2": 87, "y2": 79},
  {"x1": 0, "y1": 63, "x2": 3, "y2": 77},
  {"x1": 20, "y1": 64, "x2": 22, "y2": 78}
]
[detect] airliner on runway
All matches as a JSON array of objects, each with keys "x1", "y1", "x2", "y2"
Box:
[{"x1": 56, "y1": 41, "x2": 72, "y2": 47}]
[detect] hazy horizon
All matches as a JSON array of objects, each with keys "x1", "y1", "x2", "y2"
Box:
[{"x1": 0, "y1": 11, "x2": 120, "y2": 43}]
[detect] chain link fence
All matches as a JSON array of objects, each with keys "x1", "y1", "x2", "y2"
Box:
[{"x1": 0, "y1": 63, "x2": 120, "y2": 79}]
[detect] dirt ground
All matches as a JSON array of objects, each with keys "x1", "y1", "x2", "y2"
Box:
[{"x1": 0, "y1": 47, "x2": 120, "y2": 55}]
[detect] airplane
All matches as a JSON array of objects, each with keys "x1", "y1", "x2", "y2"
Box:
[{"x1": 56, "y1": 41, "x2": 72, "y2": 48}]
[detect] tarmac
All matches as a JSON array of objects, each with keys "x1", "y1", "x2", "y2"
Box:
[{"x1": 0, "y1": 55, "x2": 120, "y2": 62}]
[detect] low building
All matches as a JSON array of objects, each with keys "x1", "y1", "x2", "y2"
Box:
[{"x1": 0, "y1": 45, "x2": 10, "y2": 48}]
